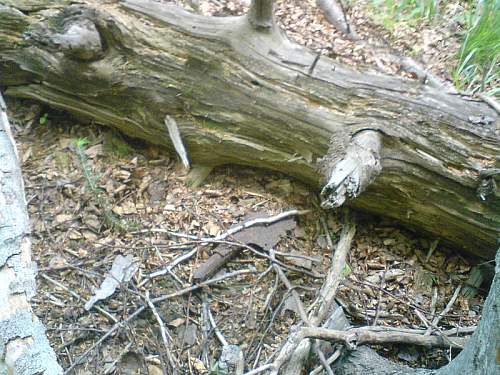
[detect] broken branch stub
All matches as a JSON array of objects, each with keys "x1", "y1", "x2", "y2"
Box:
[
  {"x1": 248, "y1": 0, "x2": 275, "y2": 30},
  {"x1": 321, "y1": 130, "x2": 382, "y2": 208}
]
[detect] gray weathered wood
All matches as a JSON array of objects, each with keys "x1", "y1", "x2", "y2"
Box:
[
  {"x1": 0, "y1": 0, "x2": 498, "y2": 258},
  {"x1": 0, "y1": 93, "x2": 62, "y2": 374}
]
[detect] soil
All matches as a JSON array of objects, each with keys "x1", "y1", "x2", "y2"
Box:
[{"x1": 7, "y1": 1, "x2": 488, "y2": 374}]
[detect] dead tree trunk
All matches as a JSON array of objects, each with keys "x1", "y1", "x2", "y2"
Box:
[{"x1": 0, "y1": 0, "x2": 498, "y2": 259}]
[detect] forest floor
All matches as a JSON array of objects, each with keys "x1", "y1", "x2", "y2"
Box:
[{"x1": 9, "y1": 0, "x2": 491, "y2": 374}]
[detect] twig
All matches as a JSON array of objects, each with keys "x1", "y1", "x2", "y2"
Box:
[
  {"x1": 139, "y1": 247, "x2": 198, "y2": 287},
  {"x1": 307, "y1": 52, "x2": 321, "y2": 76},
  {"x1": 372, "y1": 268, "x2": 386, "y2": 326},
  {"x1": 320, "y1": 216, "x2": 334, "y2": 250},
  {"x1": 364, "y1": 325, "x2": 475, "y2": 336},
  {"x1": 430, "y1": 286, "x2": 438, "y2": 321},
  {"x1": 191, "y1": 239, "x2": 324, "y2": 279},
  {"x1": 478, "y1": 93, "x2": 500, "y2": 114},
  {"x1": 145, "y1": 291, "x2": 171, "y2": 346},
  {"x1": 103, "y1": 343, "x2": 133, "y2": 374},
  {"x1": 269, "y1": 249, "x2": 333, "y2": 374},
  {"x1": 145, "y1": 210, "x2": 303, "y2": 253},
  {"x1": 242, "y1": 364, "x2": 274, "y2": 375},
  {"x1": 414, "y1": 306, "x2": 460, "y2": 349},
  {"x1": 207, "y1": 304, "x2": 228, "y2": 346},
  {"x1": 40, "y1": 273, "x2": 117, "y2": 323},
  {"x1": 270, "y1": 209, "x2": 356, "y2": 375},
  {"x1": 151, "y1": 268, "x2": 255, "y2": 304},
  {"x1": 311, "y1": 209, "x2": 356, "y2": 325},
  {"x1": 214, "y1": 209, "x2": 309, "y2": 241},
  {"x1": 272, "y1": 325, "x2": 466, "y2": 369},
  {"x1": 64, "y1": 306, "x2": 146, "y2": 374},
  {"x1": 309, "y1": 348, "x2": 342, "y2": 375},
  {"x1": 273, "y1": 250, "x2": 321, "y2": 264},
  {"x1": 425, "y1": 285, "x2": 462, "y2": 335},
  {"x1": 144, "y1": 291, "x2": 178, "y2": 372},
  {"x1": 65, "y1": 269, "x2": 254, "y2": 374}
]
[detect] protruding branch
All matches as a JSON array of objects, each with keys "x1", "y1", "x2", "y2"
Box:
[
  {"x1": 321, "y1": 130, "x2": 382, "y2": 208},
  {"x1": 248, "y1": 0, "x2": 275, "y2": 30},
  {"x1": 316, "y1": 0, "x2": 353, "y2": 37}
]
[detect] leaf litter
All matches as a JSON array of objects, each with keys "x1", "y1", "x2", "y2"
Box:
[{"x1": 7, "y1": 1, "x2": 489, "y2": 372}]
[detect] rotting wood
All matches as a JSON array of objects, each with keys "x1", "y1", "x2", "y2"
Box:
[
  {"x1": 0, "y1": 1, "x2": 498, "y2": 258},
  {"x1": 321, "y1": 130, "x2": 382, "y2": 208}
]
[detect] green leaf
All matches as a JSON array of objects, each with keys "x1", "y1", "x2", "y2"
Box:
[{"x1": 39, "y1": 113, "x2": 48, "y2": 125}]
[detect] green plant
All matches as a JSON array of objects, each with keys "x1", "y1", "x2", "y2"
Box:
[
  {"x1": 453, "y1": 0, "x2": 499, "y2": 95},
  {"x1": 39, "y1": 113, "x2": 49, "y2": 125},
  {"x1": 104, "y1": 130, "x2": 133, "y2": 157},
  {"x1": 370, "y1": 0, "x2": 440, "y2": 29},
  {"x1": 209, "y1": 362, "x2": 226, "y2": 375},
  {"x1": 72, "y1": 137, "x2": 135, "y2": 232}
]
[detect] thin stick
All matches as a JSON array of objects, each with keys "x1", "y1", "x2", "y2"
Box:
[
  {"x1": 425, "y1": 285, "x2": 462, "y2": 335},
  {"x1": 64, "y1": 306, "x2": 145, "y2": 374},
  {"x1": 41, "y1": 273, "x2": 117, "y2": 323},
  {"x1": 311, "y1": 209, "x2": 356, "y2": 325},
  {"x1": 272, "y1": 325, "x2": 466, "y2": 370},
  {"x1": 269, "y1": 249, "x2": 333, "y2": 375},
  {"x1": 479, "y1": 93, "x2": 500, "y2": 114},
  {"x1": 207, "y1": 305, "x2": 228, "y2": 346},
  {"x1": 64, "y1": 269, "x2": 254, "y2": 374},
  {"x1": 152, "y1": 268, "x2": 256, "y2": 304},
  {"x1": 214, "y1": 209, "x2": 309, "y2": 241},
  {"x1": 309, "y1": 348, "x2": 342, "y2": 375},
  {"x1": 139, "y1": 247, "x2": 198, "y2": 287},
  {"x1": 144, "y1": 291, "x2": 178, "y2": 371},
  {"x1": 145, "y1": 291, "x2": 171, "y2": 346},
  {"x1": 372, "y1": 268, "x2": 386, "y2": 326},
  {"x1": 242, "y1": 364, "x2": 274, "y2": 375},
  {"x1": 134, "y1": 209, "x2": 308, "y2": 247}
]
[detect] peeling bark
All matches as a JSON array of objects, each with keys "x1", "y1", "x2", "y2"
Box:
[{"x1": 0, "y1": 93, "x2": 62, "y2": 374}]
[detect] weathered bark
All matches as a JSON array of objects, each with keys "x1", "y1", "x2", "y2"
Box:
[
  {"x1": 0, "y1": 93, "x2": 62, "y2": 373},
  {"x1": 0, "y1": 0, "x2": 498, "y2": 258}
]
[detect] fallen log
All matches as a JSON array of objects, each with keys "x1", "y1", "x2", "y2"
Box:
[{"x1": 0, "y1": 0, "x2": 498, "y2": 258}]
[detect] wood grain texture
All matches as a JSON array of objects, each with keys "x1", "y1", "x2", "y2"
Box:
[{"x1": 0, "y1": 0, "x2": 498, "y2": 257}]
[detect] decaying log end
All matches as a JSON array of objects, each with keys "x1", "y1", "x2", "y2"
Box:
[
  {"x1": 248, "y1": 0, "x2": 275, "y2": 30},
  {"x1": 321, "y1": 130, "x2": 383, "y2": 209}
]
